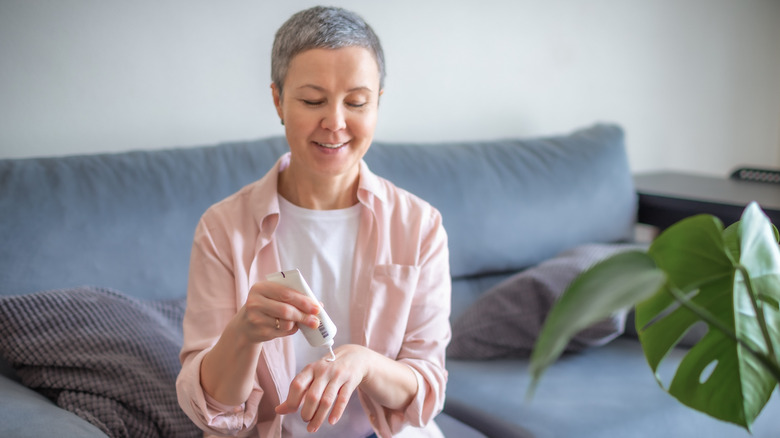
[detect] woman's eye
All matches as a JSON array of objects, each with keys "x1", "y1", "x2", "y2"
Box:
[{"x1": 300, "y1": 99, "x2": 367, "y2": 108}]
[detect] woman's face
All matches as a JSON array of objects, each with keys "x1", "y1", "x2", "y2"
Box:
[{"x1": 272, "y1": 46, "x2": 382, "y2": 184}]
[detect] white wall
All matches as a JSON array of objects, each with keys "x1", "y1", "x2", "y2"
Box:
[{"x1": 1, "y1": 0, "x2": 779, "y2": 176}]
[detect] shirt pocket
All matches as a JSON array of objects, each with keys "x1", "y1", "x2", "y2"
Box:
[{"x1": 364, "y1": 264, "x2": 420, "y2": 358}]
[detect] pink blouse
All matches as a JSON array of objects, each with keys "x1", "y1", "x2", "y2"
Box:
[{"x1": 176, "y1": 153, "x2": 451, "y2": 437}]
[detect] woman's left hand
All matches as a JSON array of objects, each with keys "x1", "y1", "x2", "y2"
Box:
[{"x1": 275, "y1": 344, "x2": 369, "y2": 433}]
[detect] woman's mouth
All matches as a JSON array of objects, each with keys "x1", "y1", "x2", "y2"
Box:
[{"x1": 315, "y1": 141, "x2": 347, "y2": 150}]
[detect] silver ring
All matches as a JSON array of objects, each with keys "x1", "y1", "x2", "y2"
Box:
[{"x1": 275, "y1": 318, "x2": 281, "y2": 330}]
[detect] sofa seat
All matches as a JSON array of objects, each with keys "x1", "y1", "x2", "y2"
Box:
[{"x1": 447, "y1": 337, "x2": 780, "y2": 437}]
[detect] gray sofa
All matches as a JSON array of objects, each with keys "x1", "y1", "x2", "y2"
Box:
[{"x1": 1, "y1": 124, "x2": 778, "y2": 437}]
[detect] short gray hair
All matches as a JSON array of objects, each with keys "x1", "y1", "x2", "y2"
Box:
[{"x1": 271, "y1": 6, "x2": 385, "y2": 94}]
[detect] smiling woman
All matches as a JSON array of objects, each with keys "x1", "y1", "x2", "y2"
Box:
[
  {"x1": 175, "y1": 6, "x2": 452, "y2": 438},
  {"x1": 272, "y1": 46, "x2": 382, "y2": 210}
]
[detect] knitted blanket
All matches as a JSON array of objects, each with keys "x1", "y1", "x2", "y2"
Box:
[{"x1": 0, "y1": 287, "x2": 201, "y2": 438}]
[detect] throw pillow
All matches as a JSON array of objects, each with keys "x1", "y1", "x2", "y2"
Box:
[
  {"x1": 0, "y1": 286, "x2": 201, "y2": 438},
  {"x1": 448, "y1": 243, "x2": 638, "y2": 359}
]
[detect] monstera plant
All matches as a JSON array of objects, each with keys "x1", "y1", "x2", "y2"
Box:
[{"x1": 529, "y1": 202, "x2": 780, "y2": 432}]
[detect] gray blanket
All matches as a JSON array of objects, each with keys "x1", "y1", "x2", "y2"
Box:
[{"x1": 0, "y1": 287, "x2": 201, "y2": 438}]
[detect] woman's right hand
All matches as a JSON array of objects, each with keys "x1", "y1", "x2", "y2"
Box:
[
  {"x1": 200, "y1": 280, "x2": 322, "y2": 406},
  {"x1": 235, "y1": 280, "x2": 322, "y2": 343}
]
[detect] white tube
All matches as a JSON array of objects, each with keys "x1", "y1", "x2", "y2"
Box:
[{"x1": 266, "y1": 269, "x2": 337, "y2": 361}]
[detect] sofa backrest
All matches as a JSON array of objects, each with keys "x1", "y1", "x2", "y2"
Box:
[
  {"x1": 364, "y1": 124, "x2": 637, "y2": 318},
  {"x1": 0, "y1": 137, "x2": 290, "y2": 300},
  {"x1": 0, "y1": 124, "x2": 635, "y2": 304}
]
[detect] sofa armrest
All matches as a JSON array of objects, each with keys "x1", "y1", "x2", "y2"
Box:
[
  {"x1": 443, "y1": 397, "x2": 535, "y2": 438},
  {"x1": 0, "y1": 374, "x2": 106, "y2": 437}
]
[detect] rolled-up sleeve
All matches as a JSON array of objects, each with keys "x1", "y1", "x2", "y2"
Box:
[
  {"x1": 369, "y1": 206, "x2": 451, "y2": 436},
  {"x1": 177, "y1": 348, "x2": 263, "y2": 436},
  {"x1": 176, "y1": 215, "x2": 265, "y2": 436}
]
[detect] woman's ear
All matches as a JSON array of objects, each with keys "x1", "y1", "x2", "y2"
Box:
[{"x1": 271, "y1": 83, "x2": 284, "y2": 120}]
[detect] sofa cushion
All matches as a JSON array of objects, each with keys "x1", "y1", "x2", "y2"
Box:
[
  {"x1": 0, "y1": 376, "x2": 106, "y2": 438},
  {"x1": 0, "y1": 287, "x2": 200, "y2": 437},
  {"x1": 448, "y1": 243, "x2": 636, "y2": 359},
  {"x1": 0, "y1": 375, "x2": 106, "y2": 438}
]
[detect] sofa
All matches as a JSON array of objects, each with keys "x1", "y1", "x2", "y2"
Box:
[{"x1": 1, "y1": 123, "x2": 778, "y2": 437}]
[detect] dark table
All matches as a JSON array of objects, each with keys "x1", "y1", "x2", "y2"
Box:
[{"x1": 634, "y1": 171, "x2": 780, "y2": 230}]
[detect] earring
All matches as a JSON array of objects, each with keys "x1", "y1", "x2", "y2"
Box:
[{"x1": 280, "y1": 119, "x2": 284, "y2": 126}]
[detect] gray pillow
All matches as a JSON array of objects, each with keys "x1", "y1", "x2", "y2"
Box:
[
  {"x1": 448, "y1": 244, "x2": 637, "y2": 359},
  {"x1": 0, "y1": 287, "x2": 201, "y2": 438}
]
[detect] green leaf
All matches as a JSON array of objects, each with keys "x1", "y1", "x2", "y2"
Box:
[
  {"x1": 635, "y1": 203, "x2": 780, "y2": 431},
  {"x1": 733, "y1": 203, "x2": 780, "y2": 425},
  {"x1": 646, "y1": 214, "x2": 734, "y2": 292},
  {"x1": 723, "y1": 221, "x2": 742, "y2": 262},
  {"x1": 637, "y1": 215, "x2": 734, "y2": 371},
  {"x1": 528, "y1": 251, "x2": 665, "y2": 396},
  {"x1": 740, "y1": 203, "x2": 780, "y2": 304},
  {"x1": 528, "y1": 204, "x2": 780, "y2": 431}
]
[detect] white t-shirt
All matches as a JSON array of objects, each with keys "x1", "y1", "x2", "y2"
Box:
[{"x1": 276, "y1": 195, "x2": 373, "y2": 438}]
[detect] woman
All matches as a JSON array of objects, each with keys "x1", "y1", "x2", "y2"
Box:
[{"x1": 176, "y1": 6, "x2": 451, "y2": 438}]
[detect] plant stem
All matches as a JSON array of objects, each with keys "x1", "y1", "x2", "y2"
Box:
[
  {"x1": 667, "y1": 286, "x2": 780, "y2": 383},
  {"x1": 737, "y1": 264, "x2": 778, "y2": 362}
]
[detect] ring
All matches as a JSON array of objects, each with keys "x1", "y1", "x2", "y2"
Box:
[{"x1": 275, "y1": 318, "x2": 281, "y2": 330}]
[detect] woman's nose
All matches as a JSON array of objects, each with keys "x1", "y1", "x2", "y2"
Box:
[{"x1": 321, "y1": 104, "x2": 346, "y2": 131}]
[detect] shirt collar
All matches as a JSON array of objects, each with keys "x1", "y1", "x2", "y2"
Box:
[
  {"x1": 357, "y1": 159, "x2": 388, "y2": 205},
  {"x1": 249, "y1": 152, "x2": 388, "y2": 235}
]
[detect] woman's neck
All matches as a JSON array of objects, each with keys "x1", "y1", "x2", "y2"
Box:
[{"x1": 277, "y1": 165, "x2": 359, "y2": 210}]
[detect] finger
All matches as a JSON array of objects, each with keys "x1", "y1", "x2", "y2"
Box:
[
  {"x1": 275, "y1": 316, "x2": 295, "y2": 333},
  {"x1": 271, "y1": 312, "x2": 318, "y2": 332},
  {"x1": 299, "y1": 375, "x2": 327, "y2": 423},
  {"x1": 245, "y1": 290, "x2": 320, "y2": 331},
  {"x1": 236, "y1": 308, "x2": 283, "y2": 343},
  {"x1": 328, "y1": 384, "x2": 355, "y2": 425},
  {"x1": 260, "y1": 281, "x2": 321, "y2": 314},
  {"x1": 251, "y1": 282, "x2": 321, "y2": 328},
  {"x1": 274, "y1": 399, "x2": 296, "y2": 415},
  {"x1": 276, "y1": 369, "x2": 314, "y2": 415},
  {"x1": 306, "y1": 380, "x2": 342, "y2": 433}
]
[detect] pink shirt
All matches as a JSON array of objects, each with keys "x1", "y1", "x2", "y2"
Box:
[{"x1": 176, "y1": 153, "x2": 451, "y2": 437}]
